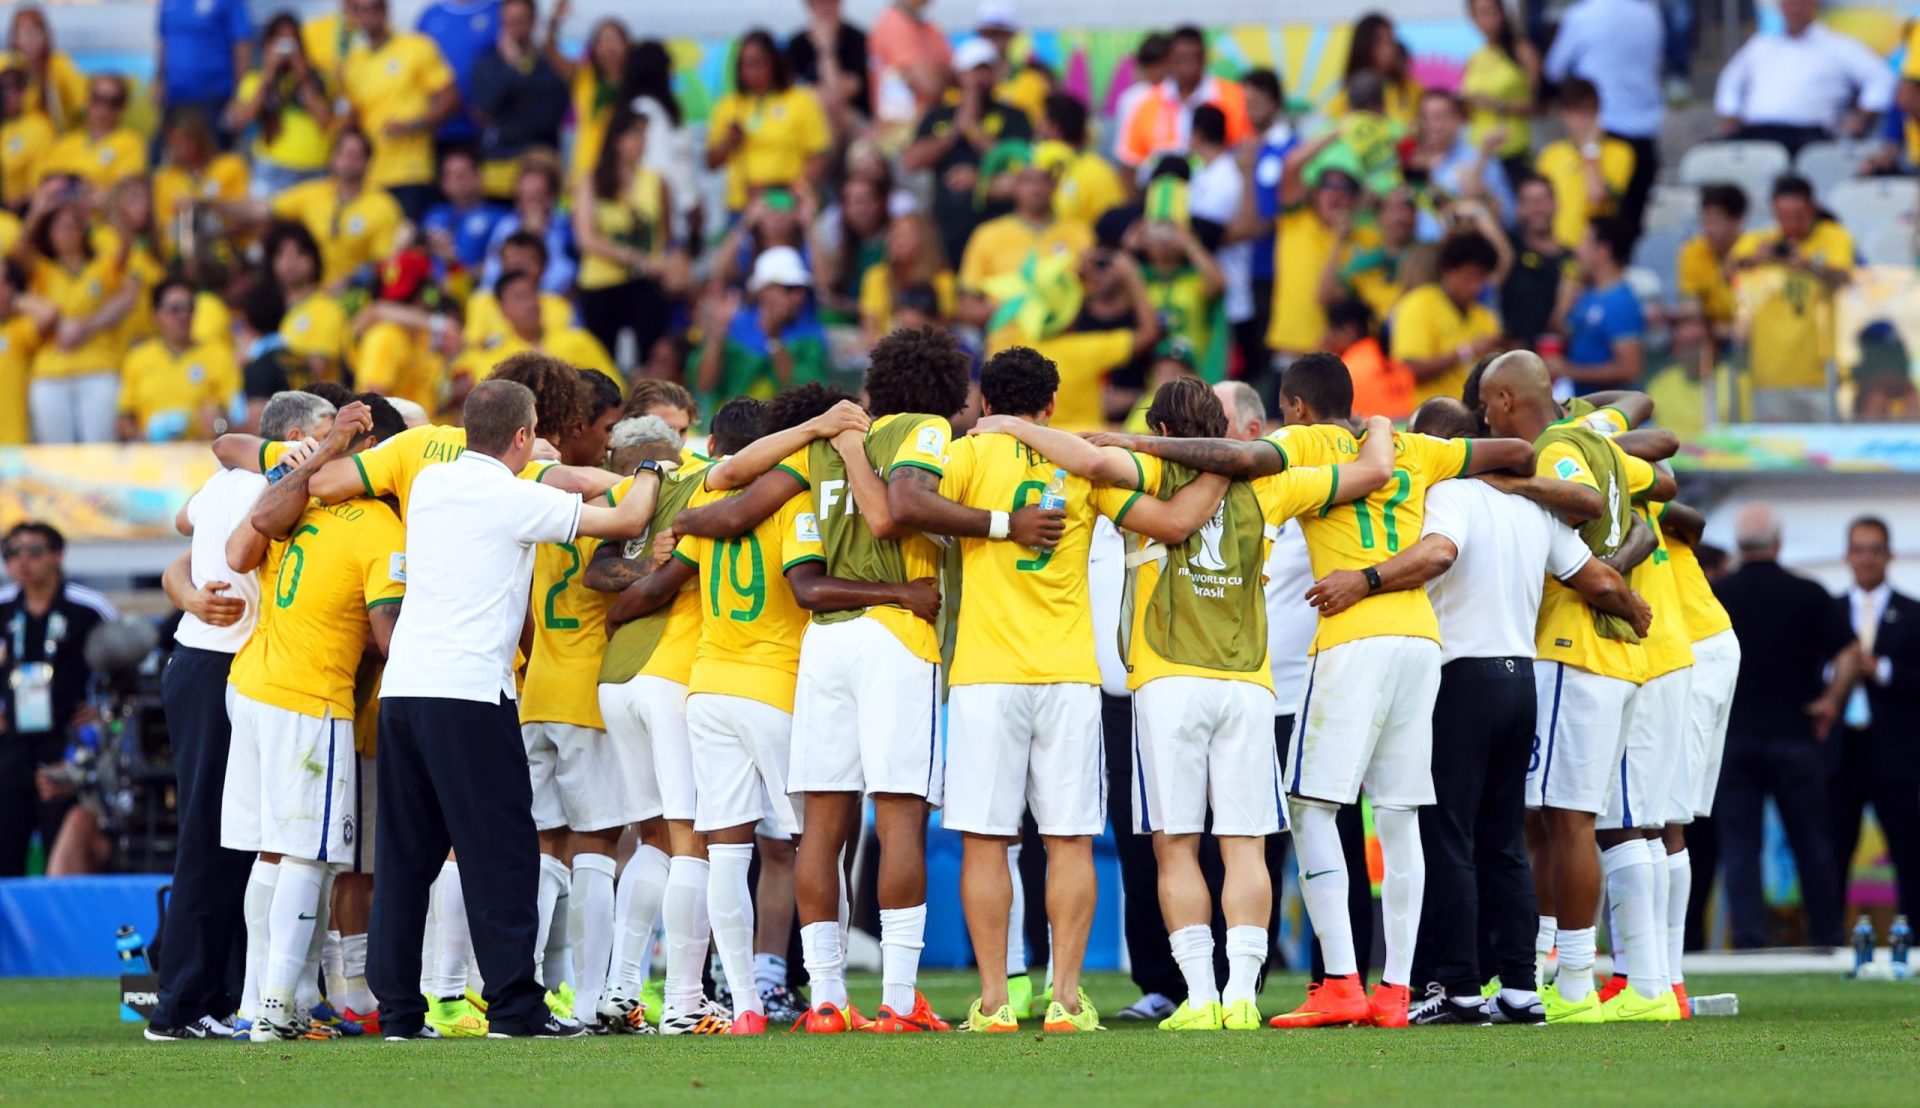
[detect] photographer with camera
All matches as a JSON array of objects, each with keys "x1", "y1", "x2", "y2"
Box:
[{"x1": 0, "y1": 522, "x2": 118, "y2": 876}]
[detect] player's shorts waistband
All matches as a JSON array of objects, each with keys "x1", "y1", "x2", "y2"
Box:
[{"x1": 1442, "y1": 656, "x2": 1533, "y2": 677}]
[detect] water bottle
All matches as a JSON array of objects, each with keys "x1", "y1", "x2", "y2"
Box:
[
  {"x1": 1891, "y1": 915, "x2": 1911, "y2": 979},
  {"x1": 116, "y1": 925, "x2": 148, "y2": 975},
  {"x1": 263, "y1": 448, "x2": 299, "y2": 484},
  {"x1": 1851, "y1": 914, "x2": 1876, "y2": 977},
  {"x1": 1689, "y1": 992, "x2": 1740, "y2": 1017},
  {"x1": 1036, "y1": 468, "x2": 1068, "y2": 554}
]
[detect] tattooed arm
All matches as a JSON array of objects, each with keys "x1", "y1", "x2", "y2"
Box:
[
  {"x1": 887, "y1": 466, "x2": 1065, "y2": 548},
  {"x1": 1082, "y1": 432, "x2": 1287, "y2": 479}
]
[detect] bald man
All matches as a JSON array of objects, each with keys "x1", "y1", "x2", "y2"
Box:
[
  {"x1": 1712, "y1": 507, "x2": 1852, "y2": 949},
  {"x1": 1479, "y1": 352, "x2": 1671, "y2": 1022}
]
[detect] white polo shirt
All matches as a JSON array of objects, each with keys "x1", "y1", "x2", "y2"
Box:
[
  {"x1": 174, "y1": 468, "x2": 267, "y2": 655},
  {"x1": 1713, "y1": 24, "x2": 1895, "y2": 130},
  {"x1": 1421, "y1": 479, "x2": 1593, "y2": 665},
  {"x1": 379, "y1": 450, "x2": 582, "y2": 704},
  {"x1": 1265, "y1": 522, "x2": 1316, "y2": 715}
]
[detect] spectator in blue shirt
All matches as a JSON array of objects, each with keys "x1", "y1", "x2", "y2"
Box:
[
  {"x1": 422, "y1": 147, "x2": 509, "y2": 274},
  {"x1": 157, "y1": 0, "x2": 253, "y2": 147},
  {"x1": 416, "y1": 0, "x2": 501, "y2": 145},
  {"x1": 470, "y1": 0, "x2": 569, "y2": 191},
  {"x1": 481, "y1": 157, "x2": 577, "y2": 294},
  {"x1": 1553, "y1": 216, "x2": 1646, "y2": 397},
  {"x1": 1238, "y1": 68, "x2": 1293, "y2": 400}
]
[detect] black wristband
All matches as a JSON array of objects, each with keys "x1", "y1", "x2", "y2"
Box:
[{"x1": 1364, "y1": 566, "x2": 1383, "y2": 593}]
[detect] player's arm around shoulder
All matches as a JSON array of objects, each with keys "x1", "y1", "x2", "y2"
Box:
[
  {"x1": 1458, "y1": 432, "x2": 1534, "y2": 477},
  {"x1": 971, "y1": 414, "x2": 1143, "y2": 488},
  {"x1": 576, "y1": 464, "x2": 667, "y2": 542},
  {"x1": 1339, "y1": 415, "x2": 1397, "y2": 497},
  {"x1": 1085, "y1": 428, "x2": 1287, "y2": 479}
]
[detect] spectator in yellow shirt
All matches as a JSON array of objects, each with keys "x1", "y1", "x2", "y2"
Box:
[
  {"x1": 1266, "y1": 132, "x2": 1373, "y2": 364},
  {"x1": 1533, "y1": 77, "x2": 1632, "y2": 250},
  {"x1": 118, "y1": 278, "x2": 239, "y2": 442},
  {"x1": 1, "y1": 62, "x2": 54, "y2": 209},
  {"x1": 342, "y1": 0, "x2": 459, "y2": 219},
  {"x1": 4, "y1": 8, "x2": 88, "y2": 129},
  {"x1": 1389, "y1": 231, "x2": 1504, "y2": 409},
  {"x1": 975, "y1": 1, "x2": 1049, "y2": 127},
  {"x1": 1037, "y1": 93, "x2": 1126, "y2": 234},
  {"x1": 858, "y1": 212, "x2": 955, "y2": 346},
  {"x1": 227, "y1": 13, "x2": 336, "y2": 197},
  {"x1": 0, "y1": 259, "x2": 46, "y2": 444},
  {"x1": 39, "y1": 76, "x2": 147, "y2": 194},
  {"x1": 466, "y1": 230, "x2": 576, "y2": 352},
  {"x1": 452, "y1": 268, "x2": 616, "y2": 386},
  {"x1": 223, "y1": 128, "x2": 403, "y2": 289},
  {"x1": 1321, "y1": 186, "x2": 1418, "y2": 322},
  {"x1": 1729, "y1": 173, "x2": 1855, "y2": 421},
  {"x1": 705, "y1": 30, "x2": 832, "y2": 214},
  {"x1": 1675, "y1": 183, "x2": 1746, "y2": 340},
  {"x1": 9, "y1": 194, "x2": 139, "y2": 442},
  {"x1": 957, "y1": 162, "x2": 1091, "y2": 337},
  {"x1": 266, "y1": 220, "x2": 348, "y2": 387},
  {"x1": 152, "y1": 110, "x2": 250, "y2": 264}
]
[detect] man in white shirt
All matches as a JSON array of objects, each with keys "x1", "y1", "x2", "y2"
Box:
[
  {"x1": 1304, "y1": 397, "x2": 1647, "y2": 1024},
  {"x1": 1714, "y1": 0, "x2": 1894, "y2": 154},
  {"x1": 1545, "y1": 0, "x2": 1665, "y2": 239},
  {"x1": 367, "y1": 379, "x2": 663, "y2": 1040},
  {"x1": 145, "y1": 391, "x2": 334, "y2": 1043}
]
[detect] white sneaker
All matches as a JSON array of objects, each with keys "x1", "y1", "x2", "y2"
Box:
[{"x1": 1115, "y1": 992, "x2": 1176, "y2": 1020}]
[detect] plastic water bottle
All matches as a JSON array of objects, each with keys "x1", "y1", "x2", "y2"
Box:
[
  {"x1": 1689, "y1": 992, "x2": 1740, "y2": 1017},
  {"x1": 1851, "y1": 914, "x2": 1876, "y2": 977},
  {"x1": 263, "y1": 449, "x2": 299, "y2": 485},
  {"x1": 1036, "y1": 469, "x2": 1068, "y2": 553},
  {"x1": 116, "y1": 925, "x2": 148, "y2": 975},
  {"x1": 1891, "y1": 915, "x2": 1911, "y2": 979}
]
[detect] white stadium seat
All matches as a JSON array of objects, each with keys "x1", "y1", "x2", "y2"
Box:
[
  {"x1": 1644, "y1": 184, "x2": 1700, "y2": 237},
  {"x1": 1678, "y1": 140, "x2": 1792, "y2": 211},
  {"x1": 1827, "y1": 178, "x2": 1918, "y2": 267},
  {"x1": 1793, "y1": 139, "x2": 1875, "y2": 204}
]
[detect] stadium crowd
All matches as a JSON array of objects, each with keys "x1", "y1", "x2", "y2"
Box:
[{"x1": 0, "y1": 0, "x2": 1917, "y2": 1048}]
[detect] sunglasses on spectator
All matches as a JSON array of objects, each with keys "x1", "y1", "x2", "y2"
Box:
[
  {"x1": 158, "y1": 300, "x2": 193, "y2": 315},
  {"x1": 3, "y1": 543, "x2": 49, "y2": 559},
  {"x1": 92, "y1": 91, "x2": 125, "y2": 108}
]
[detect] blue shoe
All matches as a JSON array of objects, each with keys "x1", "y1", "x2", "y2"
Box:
[
  {"x1": 230, "y1": 1017, "x2": 252, "y2": 1041},
  {"x1": 310, "y1": 999, "x2": 364, "y2": 1036}
]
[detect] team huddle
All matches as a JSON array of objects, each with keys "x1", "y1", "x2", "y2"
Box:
[{"x1": 152, "y1": 323, "x2": 1734, "y2": 1042}]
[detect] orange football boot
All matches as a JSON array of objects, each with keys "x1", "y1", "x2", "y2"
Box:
[
  {"x1": 1671, "y1": 982, "x2": 1692, "y2": 1019},
  {"x1": 869, "y1": 991, "x2": 950, "y2": 1033},
  {"x1": 1267, "y1": 975, "x2": 1371, "y2": 1028},
  {"x1": 1368, "y1": 982, "x2": 1411, "y2": 1028}
]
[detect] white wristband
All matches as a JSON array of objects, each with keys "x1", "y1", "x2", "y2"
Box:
[{"x1": 988, "y1": 510, "x2": 1011, "y2": 541}]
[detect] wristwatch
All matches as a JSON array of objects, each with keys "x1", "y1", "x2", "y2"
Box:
[
  {"x1": 1363, "y1": 566, "x2": 1383, "y2": 593},
  {"x1": 634, "y1": 459, "x2": 668, "y2": 480}
]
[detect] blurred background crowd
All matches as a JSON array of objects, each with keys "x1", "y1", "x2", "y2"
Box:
[
  {"x1": 2, "y1": 0, "x2": 1918, "y2": 962},
  {"x1": 4, "y1": 0, "x2": 1920, "y2": 452}
]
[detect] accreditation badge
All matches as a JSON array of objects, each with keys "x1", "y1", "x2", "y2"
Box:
[{"x1": 11, "y1": 661, "x2": 54, "y2": 733}]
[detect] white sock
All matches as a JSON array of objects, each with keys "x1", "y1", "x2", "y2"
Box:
[
  {"x1": 1666, "y1": 849, "x2": 1691, "y2": 986},
  {"x1": 242, "y1": 859, "x2": 279, "y2": 1020},
  {"x1": 337, "y1": 931, "x2": 374, "y2": 1014},
  {"x1": 1554, "y1": 926, "x2": 1597, "y2": 1002},
  {"x1": 1374, "y1": 806, "x2": 1424, "y2": 988},
  {"x1": 322, "y1": 929, "x2": 345, "y2": 1004},
  {"x1": 1534, "y1": 914, "x2": 1557, "y2": 986},
  {"x1": 801, "y1": 921, "x2": 847, "y2": 1010},
  {"x1": 1169, "y1": 924, "x2": 1218, "y2": 1006},
  {"x1": 1005, "y1": 842, "x2": 1027, "y2": 976},
  {"x1": 836, "y1": 857, "x2": 852, "y2": 957},
  {"x1": 1646, "y1": 843, "x2": 1672, "y2": 990},
  {"x1": 609, "y1": 844, "x2": 669, "y2": 998},
  {"x1": 1499, "y1": 986, "x2": 1539, "y2": 1006},
  {"x1": 1289, "y1": 800, "x2": 1357, "y2": 977},
  {"x1": 662, "y1": 856, "x2": 711, "y2": 1015},
  {"x1": 707, "y1": 843, "x2": 760, "y2": 1017},
  {"x1": 1605, "y1": 889, "x2": 1626, "y2": 972},
  {"x1": 754, "y1": 952, "x2": 787, "y2": 995},
  {"x1": 879, "y1": 904, "x2": 928, "y2": 1014},
  {"x1": 264, "y1": 858, "x2": 325, "y2": 1000},
  {"x1": 548, "y1": 871, "x2": 574, "y2": 993},
  {"x1": 1601, "y1": 839, "x2": 1663, "y2": 998},
  {"x1": 1224, "y1": 925, "x2": 1267, "y2": 1008},
  {"x1": 425, "y1": 861, "x2": 471, "y2": 998},
  {"x1": 534, "y1": 853, "x2": 569, "y2": 987},
  {"x1": 569, "y1": 852, "x2": 617, "y2": 1021},
  {"x1": 294, "y1": 868, "x2": 334, "y2": 1012}
]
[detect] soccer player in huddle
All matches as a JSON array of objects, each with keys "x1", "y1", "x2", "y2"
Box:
[
  {"x1": 222, "y1": 398, "x2": 406, "y2": 1040},
  {"x1": 976, "y1": 376, "x2": 1396, "y2": 1030},
  {"x1": 1094, "y1": 353, "x2": 1534, "y2": 1028}
]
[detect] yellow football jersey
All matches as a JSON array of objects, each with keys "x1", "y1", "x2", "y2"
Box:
[
  {"x1": 350, "y1": 423, "x2": 548, "y2": 521},
  {"x1": 1122, "y1": 454, "x2": 1336, "y2": 690},
  {"x1": 1660, "y1": 507, "x2": 1732, "y2": 644},
  {"x1": 1263, "y1": 423, "x2": 1470, "y2": 653},
  {"x1": 521, "y1": 474, "x2": 637, "y2": 728},
  {"x1": 676, "y1": 491, "x2": 824, "y2": 711},
  {"x1": 228, "y1": 497, "x2": 407, "y2": 719},
  {"x1": 938, "y1": 432, "x2": 1132, "y2": 686},
  {"x1": 1533, "y1": 438, "x2": 1655, "y2": 682},
  {"x1": 1629, "y1": 500, "x2": 1695, "y2": 681}
]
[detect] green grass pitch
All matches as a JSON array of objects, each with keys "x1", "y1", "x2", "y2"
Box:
[{"x1": 3, "y1": 973, "x2": 1918, "y2": 1105}]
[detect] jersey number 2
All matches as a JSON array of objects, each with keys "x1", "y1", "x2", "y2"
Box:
[{"x1": 543, "y1": 543, "x2": 582, "y2": 630}]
